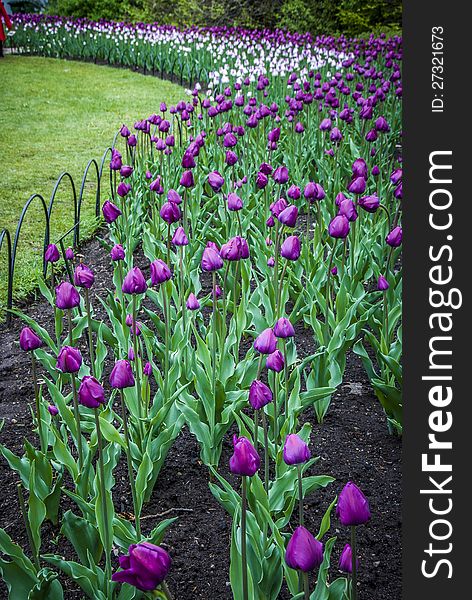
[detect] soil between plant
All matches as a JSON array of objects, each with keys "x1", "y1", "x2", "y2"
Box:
[{"x1": 0, "y1": 234, "x2": 401, "y2": 599}]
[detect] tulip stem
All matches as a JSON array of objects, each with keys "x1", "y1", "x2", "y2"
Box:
[
  {"x1": 162, "y1": 287, "x2": 170, "y2": 405},
  {"x1": 31, "y1": 353, "x2": 45, "y2": 453},
  {"x1": 120, "y1": 390, "x2": 141, "y2": 539},
  {"x1": 303, "y1": 572, "x2": 310, "y2": 600},
  {"x1": 273, "y1": 372, "x2": 278, "y2": 448},
  {"x1": 233, "y1": 261, "x2": 239, "y2": 345},
  {"x1": 276, "y1": 262, "x2": 288, "y2": 319},
  {"x1": 212, "y1": 272, "x2": 218, "y2": 428},
  {"x1": 262, "y1": 410, "x2": 269, "y2": 495},
  {"x1": 282, "y1": 339, "x2": 289, "y2": 420},
  {"x1": 241, "y1": 476, "x2": 249, "y2": 600},
  {"x1": 71, "y1": 373, "x2": 84, "y2": 471},
  {"x1": 94, "y1": 408, "x2": 112, "y2": 591},
  {"x1": 166, "y1": 222, "x2": 171, "y2": 266},
  {"x1": 351, "y1": 526, "x2": 358, "y2": 600},
  {"x1": 297, "y1": 464, "x2": 304, "y2": 527},
  {"x1": 17, "y1": 483, "x2": 40, "y2": 571},
  {"x1": 67, "y1": 308, "x2": 74, "y2": 347},
  {"x1": 132, "y1": 295, "x2": 144, "y2": 446},
  {"x1": 324, "y1": 240, "x2": 338, "y2": 345},
  {"x1": 161, "y1": 581, "x2": 173, "y2": 600},
  {"x1": 84, "y1": 289, "x2": 95, "y2": 378},
  {"x1": 254, "y1": 408, "x2": 259, "y2": 455},
  {"x1": 180, "y1": 246, "x2": 186, "y2": 332}
]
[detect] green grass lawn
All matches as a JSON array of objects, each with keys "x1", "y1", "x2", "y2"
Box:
[{"x1": 0, "y1": 55, "x2": 184, "y2": 314}]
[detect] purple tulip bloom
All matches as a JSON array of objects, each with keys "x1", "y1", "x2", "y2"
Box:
[
  {"x1": 339, "y1": 543, "x2": 359, "y2": 574},
  {"x1": 249, "y1": 380, "x2": 273, "y2": 409},
  {"x1": 285, "y1": 526, "x2": 324, "y2": 572},
  {"x1": 73, "y1": 264, "x2": 94, "y2": 289},
  {"x1": 172, "y1": 226, "x2": 189, "y2": 246},
  {"x1": 186, "y1": 293, "x2": 200, "y2": 311},
  {"x1": 229, "y1": 435, "x2": 260, "y2": 477},
  {"x1": 117, "y1": 182, "x2": 131, "y2": 198},
  {"x1": 266, "y1": 349, "x2": 285, "y2": 372},
  {"x1": 227, "y1": 193, "x2": 243, "y2": 211},
  {"x1": 150, "y1": 259, "x2": 172, "y2": 285},
  {"x1": 358, "y1": 194, "x2": 380, "y2": 213},
  {"x1": 109, "y1": 359, "x2": 135, "y2": 389},
  {"x1": 45, "y1": 244, "x2": 60, "y2": 263},
  {"x1": 336, "y1": 481, "x2": 371, "y2": 526},
  {"x1": 328, "y1": 215, "x2": 350, "y2": 239},
  {"x1": 112, "y1": 543, "x2": 171, "y2": 592},
  {"x1": 48, "y1": 404, "x2": 59, "y2": 416},
  {"x1": 160, "y1": 201, "x2": 181, "y2": 224},
  {"x1": 256, "y1": 172, "x2": 268, "y2": 189},
  {"x1": 56, "y1": 346, "x2": 82, "y2": 373},
  {"x1": 180, "y1": 170, "x2": 194, "y2": 188},
  {"x1": 386, "y1": 226, "x2": 402, "y2": 247},
  {"x1": 143, "y1": 362, "x2": 152, "y2": 377},
  {"x1": 273, "y1": 166, "x2": 289, "y2": 184},
  {"x1": 65, "y1": 247, "x2": 74, "y2": 261},
  {"x1": 208, "y1": 171, "x2": 225, "y2": 192},
  {"x1": 110, "y1": 244, "x2": 125, "y2": 261},
  {"x1": 102, "y1": 200, "x2": 122, "y2": 223},
  {"x1": 280, "y1": 235, "x2": 301, "y2": 261},
  {"x1": 347, "y1": 177, "x2": 367, "y2": 195},
  {"x1": 168, "y1": 189, "x2": 182, "y2": 205},
  {"x1": 201, "y1": 247, "x2": 223, "y2": 271},
  {"x1": 352, "y1": 158, "x2": 368, "y2": 179},
  {"x1": 283, "y1": 434, "x2": 311, "y2": 465},
  {"x1": 122, "y1": 267, "x2": 147, "y2": 295},
  {"x1": 19, "y1": 327, "x2": 43, "y2": 351},
  {"x1": 378, "y1": 275, "x2": 389, "y2": 291},
  {"x1": 78, "y1": 376, "x2": 105, "y2": 409},
  {"x1": 338, "y1": 199, "x2": 358, "y2": 222},
  {"x1": 56, "y1": 282, "x2": 80, "y2": 310},
  {"x1": 274, "y1": 317, "x2": 295, "y2": 338},
  {"x1": 254, "y1": 328, "x2": 278, "y2": 354},
  {"x1": 278, "y1": 205, "x2": 298, "y2": 228}
]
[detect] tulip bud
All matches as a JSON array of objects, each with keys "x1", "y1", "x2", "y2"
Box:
[
  {"x1": 285, "y1": 526, "x2": 324, "y2": 572},
  {"x1": 56, "y1": 346, "x2": 82, "y2": 373},
  {"x1": 266, "y1": 349, "x2": 284, "y2": 372},
  {"x1": 338, "y1": 543, "x2": 358, "y2": 573},
  {"x1": 117, "y1": 182, "x2": 131, "y2": 198},
  {"x1": 254, "y1": 327, "x2": 278, "y2": 354},
  {"x1": 208, "y1": 171, "x2": 225, "y2": 192},
  {"x1": 201, "y1": 247, "x2": 223, "y2": 271},
  {"x1": 273, "y1": 166, "x2": 289, "y2": 184},
  {"x1": 283, "y1": 434, "x2": 311, "y2": 465},
  {"x1": 278, "y1": 205, "x2": 298, "y2": 228},
  {"x1": 48, "y1": 404, "x2": 59, "y2": 416},
  {"x1": 65, "y1": 247, "x2": 74, "y2": 261},
  {"x1": 274, "y1": 317, "x2": 295, "y2": 338},
  {"x1": 122, "y1": 267, "x2": 147, "y2": 295},
  {"x1": 336, "y1": 481, "x2": 371, "y2": 526},
  {"x1": 45, "y1": 244, "x2": 60, "y2": 263},
  {"x1": 280, "y1": 235, "x2": 301, "y2": 261},
  {"x1": 352, "y1": 158, "x2": 368, "y2": 179},
  {"x1": 112, "y1": 542, "x2": 171, "y2": 592},
  {"x1": 328, "y1": 215, "x2": 350, "y2": 239},
  {"x1": 377, "y1": 275, "x2": 389, "y2": 291},
  {"x1": 19, "y1": 327, "x2": 42, "y2": 351},
  {"x1": 150, "y1": 259, "x2": 172, "y2": 285},
  {"x1": 186, "y1": 293, "x2": 200, "y2": 310},
  {"x1": 102, "y1": 200, "x2": 122, "y2": 223},
  {"x1": 111, "y1": 244, "x2": 125, "y2": 261},
  {"x1": 357, "y1": 194, "x2": 380, "y2": 213},
  {"x1": 249, "y1": 380, "x2": 272, "y2": 409},
  {"x1": 172, "y1": 226, "x2": 189, "y2": 246},
  {"x1": 78, "y1": 376, "x2": 105, "y2": 409},
  {"x1": 109, "y1": 359, "x2": 135, "y2": 389},
  {"x1": 229, "y1": 435, "x2": 260, "y2": 477},
  {"x1": 386, "y1": 226, "x2": 402, "y2": 247},
  {"x1": 180, "y1": 170, "x2": 194, "y2": 188},
  {"x1": 227, "y1": 193, "x2": 243, "y2": 211},
  {"x1": 347, "y1": 177, "x2": 366, "y2": 195},
  {"x1": 74, "y1": 263, "x2": 94, "y2": 289},
  {"x1": 56, "y1": 282, "x2": 80, "y2": 310},
  {"x1": 160, "y1": 201, "x2": 181, "y2": 224}
]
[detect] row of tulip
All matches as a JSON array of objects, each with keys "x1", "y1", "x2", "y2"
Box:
[{"x1": 1, "y1": 19, "x2": 402, "y2": 600}]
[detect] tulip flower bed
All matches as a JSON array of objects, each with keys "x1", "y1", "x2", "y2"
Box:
[{"x1": 1, "y1": 16, "x2": 402, "y2": 600}]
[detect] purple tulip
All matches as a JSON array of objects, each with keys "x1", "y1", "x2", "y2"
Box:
[
  {"x1": 347, "y1": 177, "x2": 366, "y2": 195},
  {"x1": 256, "y1": 172, "x2": 268, "y2": 189},
  {"x1": 73, "y1": 264, "x2": 94, "y2": 289},
  {"x1": 287, "y1": 185, "x2": 301, "y2": 200},
  {"x1": 126, "y1": 314, "x2": 141, "y2": 336},
  {"x1": 150, "y1": 260, "x2": 172, "y2": 285},
  {"x1": 377, "y1": 275, "x2": 389, "y2": 291},
  {"x1": 338, "y1": 198, "x2": 358, "y2": 222},
  {"x1": 280, "y1": 235, "x2": 301, "y2": 261},
  {"x1": 267, "y1": 257, "x2": 275, "y2": 268},
  {"x1": 160, "y1": 201, "x2": 181, "y2": 224},
  {"x1": 109, "y1": 359, "x2": 135, "y2": 389},
  {"x1": 186, "y1": 293, "x2": 200, "y2": 311},
  {"x1": 112, "y1": 543, "x2": 171, "y2": 592},
  {"x1": 254, "y1": 328, "x2": 278, "y2": 354},
  {"x1": 117, "y1": 182, "x2": 131, "y2": 198},
  {"x1": 390, "y1": 168, "x2": 402, "y2": 184},
  {"x1": 45, "y1": 244, "x2": 60, "y2": 263},
  {"x1": 168, "y1": 189, "x2": 182, "y2": 205},
  {"x1": 304, "y1": 182, "x2": 325, "y2": 202},
  {"x1": 273, "y1": 166, "x2": 289, "y2": 184},
  {"x1": 110, "y1": 244, "x2": 125, "y2": 261},
  {"x1": 19, "y1": 327, "x2": 42, "y2": 351},
  {"x1": 180, "y1": 170, "x2": 194, "y2": 188},
  {"x1": 229, "y1": 435, "x2": 260, "y2": 477},
  {"x1": 201, "y1": 247, "x2": 223, "y2": 271},
  {"x1": 48, "y1": 404, "x2": 59, "y2": 416},
  {"x1": 278, "y1": 205, "x2": 298, "y2": 228},
  {"x1": 328, "y1": 215, "x2": 350, "y2": 239},
  {"x1": 266, "y1": 349, "x2": 285, "y2": 372},
  {"x1": 358, "y1": 194, "x2": 380, "y2": 213},
  {"x1": 122, "y1": 267, "x2": 147, "y2": 295},
  {"x1": 352, "y1": 158, "x2": 368, "y2": 179},
  {"x1": 78, "y1": 376, "x2": 105, "y2": 409},
  {"x1": 274, "y1": 317, "x2": 295, "y2": 339},
  {"x1": 319, "y1": 118, "x2": 332, "y2": 131},
  {"x1": 285, "y1": 526, "x2": 324, "y2": 572},
  {"x1": 56, "y1": 282, "x2": 80, "y2": 310},
  {"x1": 339, "y1": 543, "x2": 359, "y2": 574},
  {"x1": 386, "y1": 226, "x2": 402, "y2": 247},
  {"x1": 102, "y1": 200, "x2": 122, "y2": 223},
  {"x1": 120, "y1": 165, "x2": 133, "y2": 178},
  {"x1": 143, "y1": 362, "x2": 152, "y2": 377},
  {"x1": 227, "y1": 193, "x2": 243, "y2": 211},
  {"x1": 336, "y1": 481, "x2": 371, "y2": 526},
  {"x1": 208, "y1": 171, "x2": 225, "y2": 192},
  {"x1": 172, "y1": 226, "x2": 189, "y2": 246},
  {"x1": 283, "y1": 434, "x2": 311, "y2": 465},
  {"x1": 65, "y1": 247, "x2": 74, "y2": 261},
  {"x1": 56, "y1": 346, "x2": 82, "y2": 373},
  {"x1": 249, "y1": 380, "x2": 273, "y2": 409}
]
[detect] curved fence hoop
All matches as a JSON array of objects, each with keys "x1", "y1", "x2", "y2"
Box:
[
  {"x1": 11, "y1": 193, "x2": 50, "y2": 282},
  {"x1": 77, "y1": 158, "x2": 101, "y2": 240},
  {"x1": 0, "y1": 228, "x2": 13, "y2": 323},
  {"x1": 48, "y1": 172, "x2": 78, "y2": 245},
  {"x1": 99, "y1": 146, "x2": 115, "y2": 202}
]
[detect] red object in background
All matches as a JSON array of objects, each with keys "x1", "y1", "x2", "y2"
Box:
[{"x1": 0, "y1": 0, "x2": 12, "y2": 43}]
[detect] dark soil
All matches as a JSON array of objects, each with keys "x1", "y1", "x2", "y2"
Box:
[{"x1": 0, "y1": 233, "x2": 401, "y2": 599}]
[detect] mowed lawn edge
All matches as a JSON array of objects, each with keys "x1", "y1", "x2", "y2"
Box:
[{"x1": 0, "y1": 55, "x2": 184, "y2": 311}]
